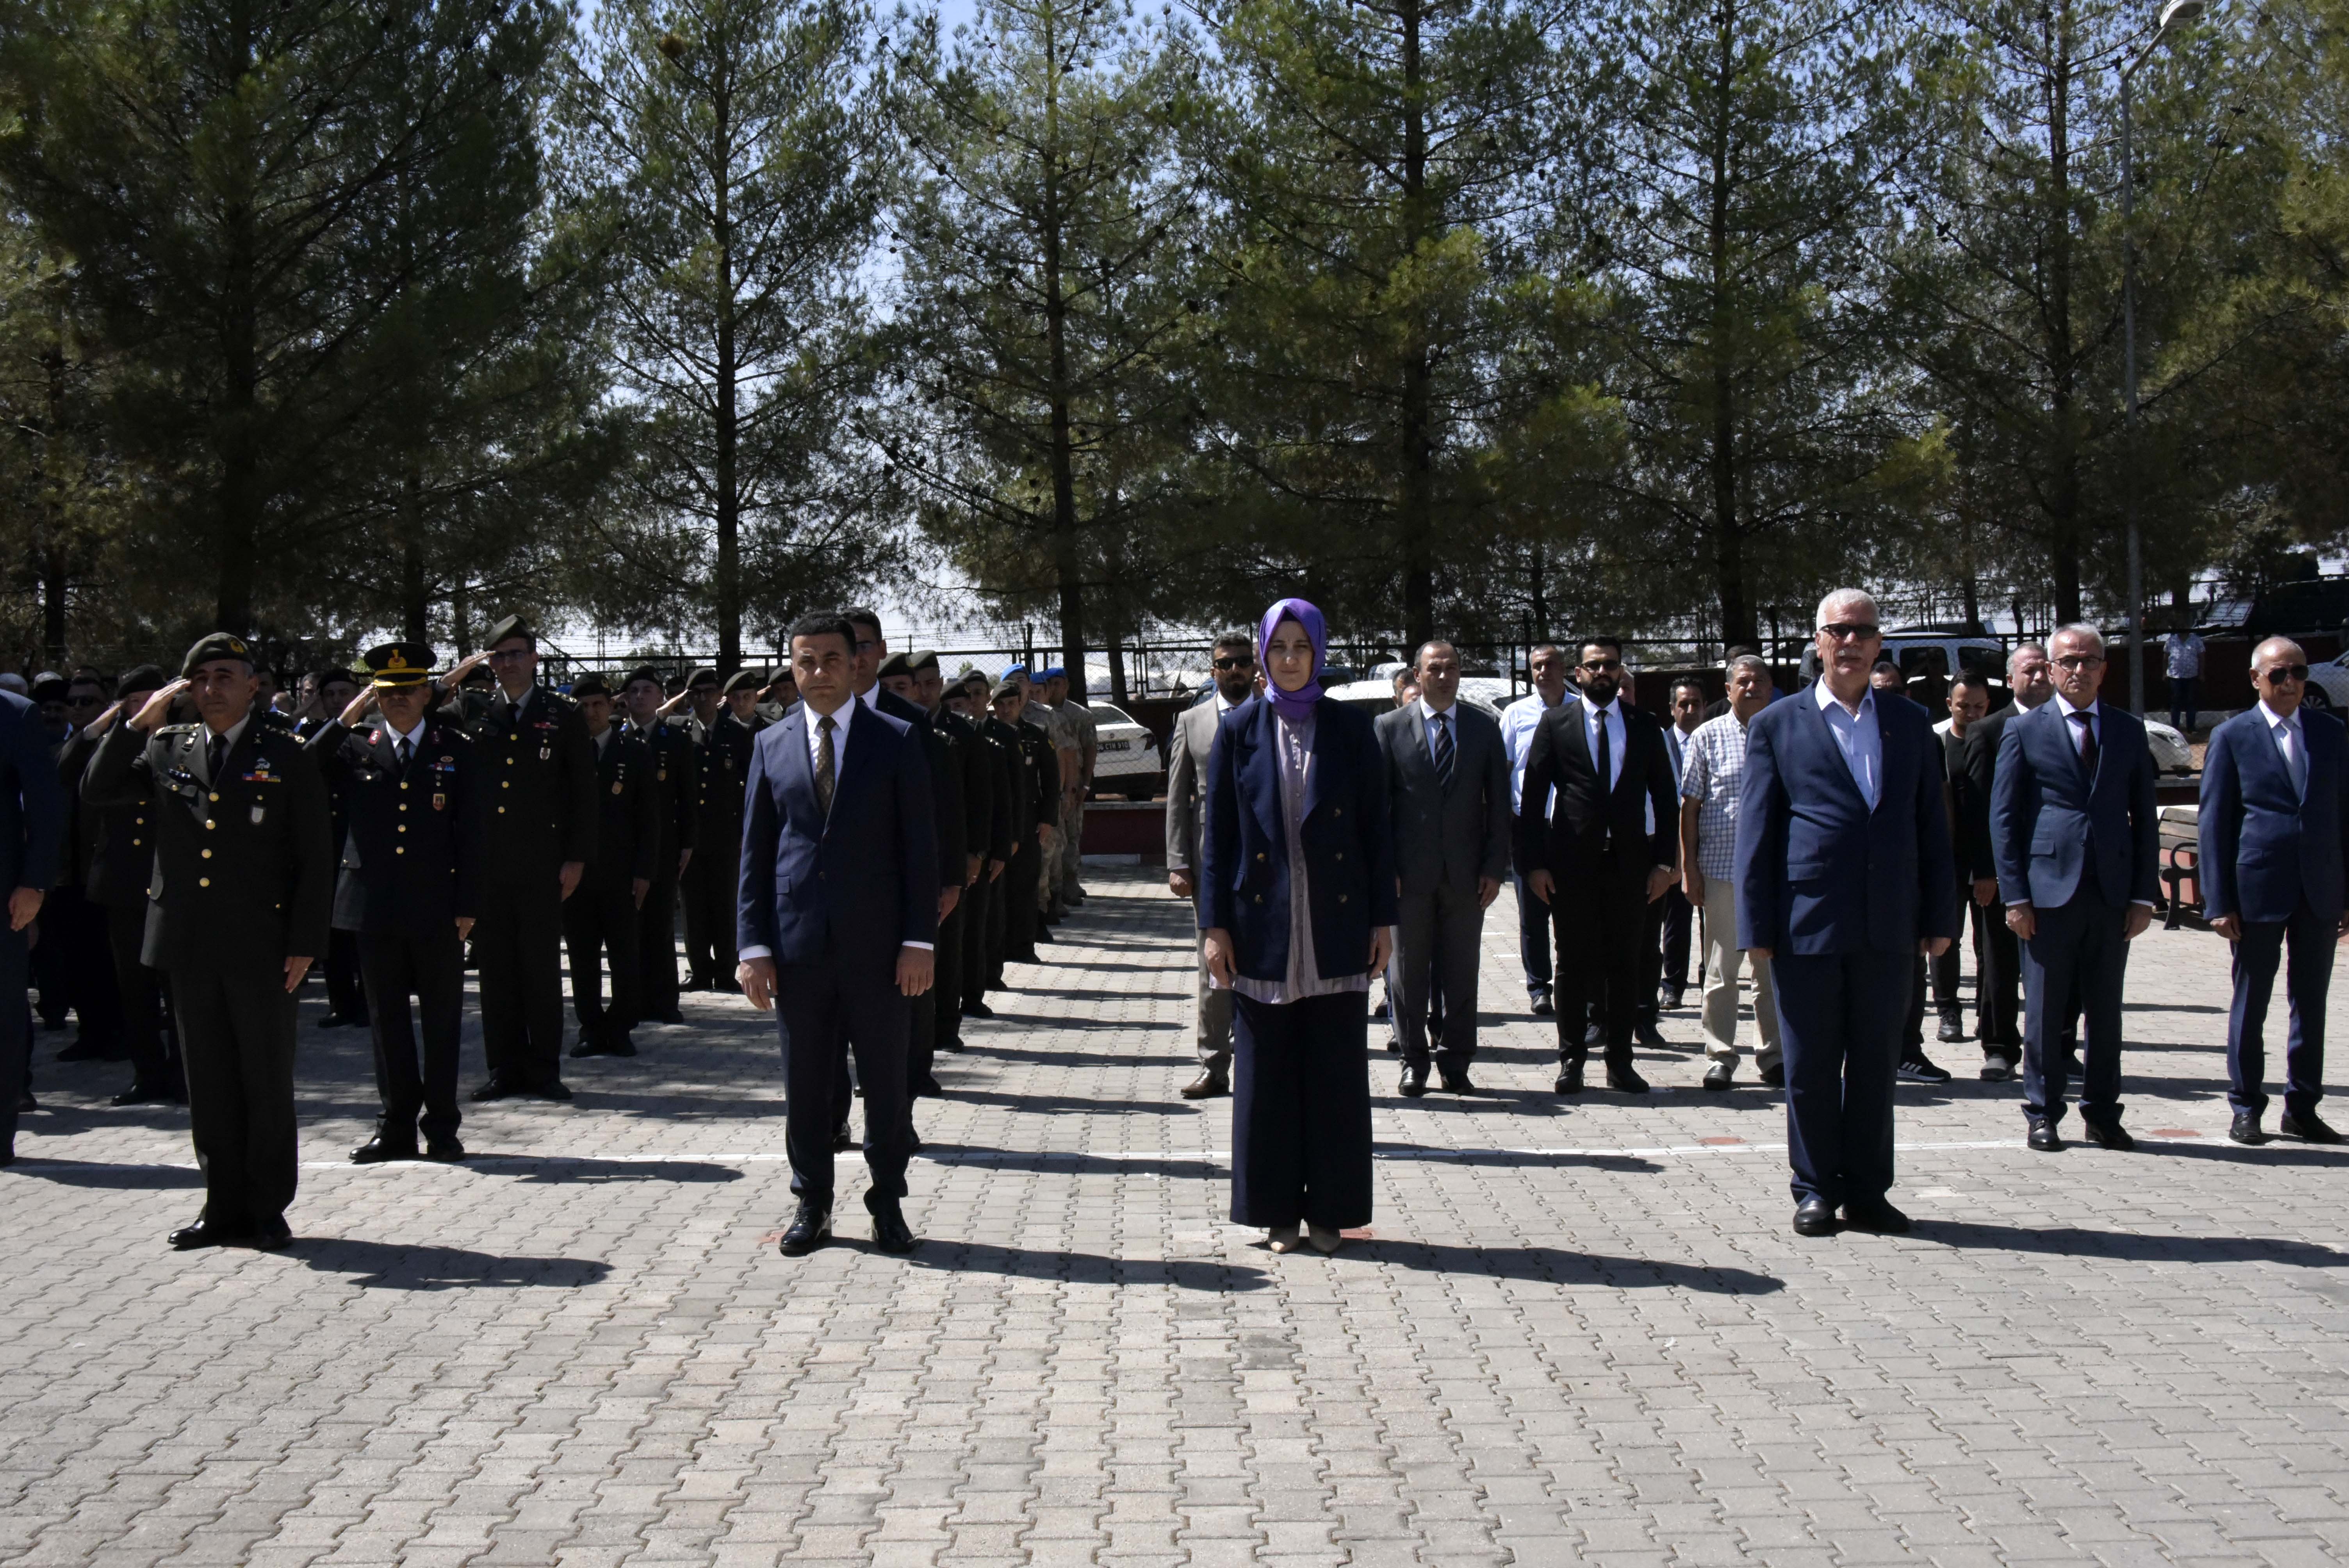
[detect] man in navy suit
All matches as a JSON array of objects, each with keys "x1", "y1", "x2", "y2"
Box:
[
  {"x1": 0, "y1": 680, "x2": 64, "y2": 1165},
  {"x1": 2201, "y1": 637, "x2": 2349, "y2": 1145},
  {"x1": 1990, "y1": 623, "x2": 2160, "y2": 1152},
  {"x1": 1735, "y1": 590, "x2": 1956, "y2": 1237},
  {"x1": 737, "y1": 611, "x2": 939, "y2": 1257}
]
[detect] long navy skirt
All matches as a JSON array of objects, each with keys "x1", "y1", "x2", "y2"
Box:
[{"x1": 1231, "y1": 990, "x2": 1374, "y2": 1229}]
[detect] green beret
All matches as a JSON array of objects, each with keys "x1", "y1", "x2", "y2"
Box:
[
  {"x1": 484, "y1": 614, "x2": 533, "y2": 649},
  {"x1": 117, "y1": 664, "x2": 168, "y2": 698},
  {"x1": 182, "y1": 631, "x2": 257, "y2": 677},
  {"x1": 908, "y1": 650, "x2": 941, "y2": 673},
  {"x1": 687, "y1": 667, "x2": 721, "y2": 690},
  {"x1": 876, "y1": 651, "x2": 913, "y2": 680},
  {"x1": 623, "y1": 666, "x2": 665, "y2": 691},
  {"x1": 569, "y1": 672, "x2": 611, "y2": 699},
  {"x1": 991, "y1": 679, "x2": 1021, "y2": 702},
  {"x1": 722, "y1": 668, "x2": 765, "y2": 695}
]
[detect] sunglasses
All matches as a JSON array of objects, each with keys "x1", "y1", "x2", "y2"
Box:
[
  {"x1": 1820, "y1": 623, "x2": 1880, "y2": 641},
  {"x1": 2262, "y1": 664, "x2": 2311, "y2": 683},
  {"x1": 1212, "y1": 656, "x2": 1253, "y2": 670},
  {"x1": 2053, "y1": 654, "x2": 2105, "y2": 671},
  {"x1": 1580, "y1": 658, "x2": 1622, "y2": 672}
]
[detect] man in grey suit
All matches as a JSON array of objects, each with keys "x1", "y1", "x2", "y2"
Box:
[
  {"x1": 1165, "y1": 632, "x2": 1259, "y2": 1099},
  {"x1": 1376, "y1": 641, "x2": 1511, "y2": 1095}
]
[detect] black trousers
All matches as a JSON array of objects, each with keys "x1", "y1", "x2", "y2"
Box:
[
  {"x1": 679, "y1": 841, "x2": 738, "y2": 988},
  {"x1": 1002, "y1": 837, "x2": 1041, "y2": 963},
  {"x1": 358, "y1": 924, "x2": 464, "y2": 1142},
  {"x1": 171, "y1": 954, "x2": 299, "y2": 1231},
  {"x1": 46, "y1": 887, "x2": 122, "y2": 1050},
  {"x1": 564, "y1": 882, "x2": 642, "y2": 1046},
  {"x1": 2021, "y1": 895, "x2": 2128, "y2": 1128},
  {"x1": 2227, "y1": 900, "x2": 2332, "y2": 1120},
  {"x1": 1973, "y1": 895, "x2": 2023, "y2": 1053},
  {"x1": 324, "y1": 927, "x2": 369, "y2": 1024},
  {"x1": 637, "y1": 867, "x2": 682, "y2": 1019},
  {"x1": 106, "y1": 900, "x2": 178, "y2": 1089},
  {"x1": 1393, "y1": 884, "x2": 1481, "y2": 1070},
  {"x1": 1511, "y1": 815, "x2": 1551, "y2": 1001},
  {"x1": 0, "y1": 928, "x2": 27, "y2": 1150},
  {"x1": 1231, "y1": 991, "x2": 1372, "y2": 1229},
  {"x1": 776, "y1": 955, "x2": 910, "y2": 1205},
  {"x1": 1549, "y1": 863, "x2": 1645, "y2": 1062},
  {"x1": 924, "y1": 900, "x2": 965, "y2": 1072},
  {"x1": 969, "y1": 872, "x2": 1002, "y2": 1003},
  {"x1": 476, "y1": 874, "x2": 567, "y2": 1087}
]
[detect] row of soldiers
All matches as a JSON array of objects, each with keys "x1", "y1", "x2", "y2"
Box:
[{"x1": 20, "y1": 614, "x2": 1098, "y2": 1245}]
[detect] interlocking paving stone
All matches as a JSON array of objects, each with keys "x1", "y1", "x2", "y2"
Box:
[{"x1": 5, "y1": 867, "x2": 2349, "y2": 1566}]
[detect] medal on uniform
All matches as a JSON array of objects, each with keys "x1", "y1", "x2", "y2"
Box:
[
  {"x1": 251, "y1": 804, "x2": 266, "y2": 825},
  {"x1": 612, "y1": 780, "x2": 623, "y2": 795},
  {"x1": 433, "y1": 792, "x2": 447, "y2": 811}
]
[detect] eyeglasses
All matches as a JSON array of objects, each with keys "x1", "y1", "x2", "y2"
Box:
[
  {"x1": 1580, "y1": 658, "x2": 1622, "y2": 673},
  {"x1": 1820, "y1": 623, "x2": 1880, "y2": 641},
  {"x1": 2261, "y1": 664, "x2": 2311, "y2": 683},
  {"x1": 1212, "y1": 656, "x2": 1253, "y2": 670},
  {"x1": 2053, "y1": 654, "x2": 2105, "y2": 671}
]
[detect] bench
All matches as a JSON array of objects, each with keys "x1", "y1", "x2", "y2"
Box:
[{"x1": 2158, "y1": 804, "x2": 2202, "y2": 928}]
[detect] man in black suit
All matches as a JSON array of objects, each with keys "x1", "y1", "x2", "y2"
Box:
[
  {"x1": 565, "y1": 675, "x2": 659, "y2": 1059},
  {"x1": 469, "y1": 616, "x2": 598, "y2": 1100},
  {"x1": 738, "y1": 612, "x2": 939, "y2": 1256},
  {"x1": 954, "y1": 675, "x2": 1017, "y2": 1018},
  {"x1": 681, "y1": 668, "x2": 758, "y2": 992},
  {"x1": 620, "y1": 667, "x2": 697, "y2": 1024},
  {"x1": 83, "y1": 633, "x2": 333, "y2": 1247},
  {"x1": 304, "y1": 641, "x2": 486, "y2": 1162},
  {"x1": 0, "y1": 669, "x2": 63, "y2": 1165},
  {"x1": 1376, "y1": 640, "x2": 1510, "y2": 1096},
  {"x1": 75, "y1": 666, "x2": 183, "y2": 1105},
  {"x1": 1517, "y1": 637, "x2": 1681, "y2": 1095},
  {"x1": 1960, "y1": 643, "x2": 2052, "y2": 1080},
  {"x1": 902, "y1": 651, "x2": 992, "y2": 1062}
]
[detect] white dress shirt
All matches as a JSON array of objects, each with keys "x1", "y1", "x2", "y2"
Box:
[
  {"x1": 1813, "y1": 681, "x2": 1881, "y2": 810},
  {"x1": 2262, "y1": 700, "x2": 2308, "y2": 798},
  {"x1": 1582, "y1": 698, "x2": 1626, "y2": 789}
]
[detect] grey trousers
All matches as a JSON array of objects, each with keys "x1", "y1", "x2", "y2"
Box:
[
  {"x1": 1394, "y1": 883, "x2": 1484, "y2": 1070},
  {"x1": 1192, "y1": 909, "x2": 1232, "y2": 1072}
]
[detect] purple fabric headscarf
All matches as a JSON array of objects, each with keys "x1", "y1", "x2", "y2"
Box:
[{"x1": 1257, "y1": 597, "x2": 1328, "y2": 723}]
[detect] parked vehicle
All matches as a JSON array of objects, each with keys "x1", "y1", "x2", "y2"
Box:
[{"x1": 1087, "y1": 702, "x2": 1164, "y2": 800}]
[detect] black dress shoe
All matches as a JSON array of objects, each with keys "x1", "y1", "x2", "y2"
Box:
[
  {"x1": 778, "y1": 1201, "x2": 832, "y2": 1256},
  {"x1": 832, "y1": 1121, "x2": 855, "y2": 1152},
  {"x1": 2080, "y1": 1119, "x2": 2135, "y2": 1151},
  {"x1": 16, "y1": 1090, "x2": 35, "y2": 1112},
  {"x1": 912, "y1": 1075, "x2": 946, "y2": 1098},
  {"x1": 1842, "y1": 1197, "x2": 1911, "y2": 1233},
  {"x1": 1371, "y1": 998, "x2": 1389, "y2": 1021},
  {"x1": 603, "y1": 1036, "x2": 637, "y2": 1058},
  {"x1": 1531, "y1": 996, "x2": 1554, "y2": 1016},
  {"x1": 1759, "y1": 1062, "x2": 1785, "y2": 1088},
  {"x1": 2230, "y1": 1112, "x2": 2267, "y2": 1145},
  {"x1": 1554, "y1": 1060, "x2": 1585, "y2": 1096},
  {"x1": 2282, "y1": 1112, "x2": 2344, "y2": 1144},
  {"x1": 1634, "y1": 1021, "x2": 1669, "y2": 1050},
  {"x1": 424, "y1": 1137, "x2": 466, "y2": 1162},
  {"x1": 528, "y1": 1079, "x2": 574, "y2": 1102},
  {"x1": 962, "y1": 999, "x2": 994, "y2": 1019},
  {"x1": 469, "y1": 1076, "x2": 518, "y2": 1103},
  {"x1": 1398, "y1": 1063, "x2": 1429, "y2": 1098},
  {"x1": 111, "y1": 1082, "x2": 175, "y2": 1107},
  {"x1": 1659, "y1": 987, "x2": 1685, "y2": 1012},
  {"x1": 2027, "y1": 1120, "x2": 2063, "y2": 1151},
  {"x1": 312, "y1": 1014, "x2": 350, "y2": 1031},
  {"x1": 1792, "y1": 1197, "x2": 1836, "y2": 1236},
  {"x1": 1702, "y1": 1061, "x2": 1734, "y2": 1091},
  {"x1": 569, "y1": 1035, "x2": 609, "y2": 1058},
  {"x1": 866, "y1": 1190, "x2": 918, "y2": 1254},
  {"x1": 0, "y1": 1146, "x2": 13, "y2": 1167},
  {"x1": 941, "y1": 1038, "x2": 968, "y2": 1054},
  {"x1": 1582, "y1": 1023, "x2": 1604, "y2": 1047},
  {"x1": 168, "y1": 1217, "x2": 238, "y2": 1250},
  {"x1": 250, "y1": 1216, "x2": 293, "y2": 1250},
  {"x1": 1937, "y1": 1014, "x2": 1968, "y2": 1044},
  {"x1": 653, "y1": 1012, "x2": 685, "y2": 1026},
  {"x1": 350, "y1": 1134, "x2": 417, "y2": 1164},
  {"x1": 1180, "y1": 1069, "x2": 1229, "y2": 1100},
  {"x1": 1439, "y1": 1070, "x2": 1475, "y2": 1095},
  {"x1": 1606, "y1": 1062, "x2": 1650, "y2": 1094}
]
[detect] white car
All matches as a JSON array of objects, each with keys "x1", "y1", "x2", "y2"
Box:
[
  {"x1": 2304, "y1": 653, "x2": 2349, "y2": 716},
  {"x1": 1087, "y1": 703, "x2": 1164, "y2": 800}
]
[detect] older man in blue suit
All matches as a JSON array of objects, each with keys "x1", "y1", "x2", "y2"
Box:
[
  {"x1": 2201, "y1": 636, "x2": 2349, "y2": 1146},
  {"x1": 0, "y1": 682, "x2": 64, "y2": 1165},
  {"x1": 1990, "y1": 623, "x2": 2160, "y2": 1153},
  {"x1": 1736, "y1": 589, "x2": 1956, "y2": 1237},
  {"x1": 738, "y1": 610, "x2": 939, "y2": 1257}
]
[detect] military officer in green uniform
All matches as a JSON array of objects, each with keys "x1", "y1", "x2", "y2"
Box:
[
  {"x1": 987, "y1": 677, "x2": 1058, "y2": 975},
  {"x1": 85, "y1": 633, "x2": 334, "y2": 1249},
  {"x1": 471, "y1": 615, "x2": 597, "y2": 1099},
  {"x1": 620, "y1": 667, "x2": 697, "y2": 1025},
  {"x1": 682, "y1": 668, "x2": 761, "y2": 992},
  {"x1": 566, "y1": 674, "x2": 658, "y2": 1058},
  {"x1": 304, "y1": 641, "x2": 487, "y2": 1163}
]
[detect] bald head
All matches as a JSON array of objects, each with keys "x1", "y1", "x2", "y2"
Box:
[{"x1": 2252, "y1": 637, "x2": 2312, "y2": 718}]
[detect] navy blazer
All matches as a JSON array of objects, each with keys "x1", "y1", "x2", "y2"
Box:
[
  {"x1": 736, "y1": 700, "x2": 937, "y2": 969},
  {"x1": 1201, "y1": 696, "x2": 1398, "y2": 984},
  {"x1": 1734, "y1": 688, "x2": 1957, "y2": 955},
  {"x1": 1989, "y1": 700, "x2": 2159, "y2": 910},
  {"x1": 2199, "y1": 705, "x2": 2349, "y2": 924},
  {"x1": 0, "y1": 690, "x2": 62, "y2": 896}
]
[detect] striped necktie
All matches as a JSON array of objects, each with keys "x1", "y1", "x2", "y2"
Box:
[{"x1": 1431, "y1": 712, "x2": 1455, "y2": 790}]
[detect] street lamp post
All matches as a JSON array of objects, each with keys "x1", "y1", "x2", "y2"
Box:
[{"x1": 2118, "y1": 0, "x2": 2203, "y2": 715}]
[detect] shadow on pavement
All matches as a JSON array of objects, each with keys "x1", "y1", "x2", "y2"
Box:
[
  {"x1": 902, "y1": 1240, "x2": 1271, "y2": 1290},
  {"x1": 8, "y1": 1157, "x2": 205, "y2": 1188},
  {"x1": 920, "y1": 1143, "x2": 1225, "y2": 1178},
  {"x1": 462, "y1": 1155, "x2": 744, "y2": 1183},
  {"x1": 1910, "y1": 1220, "x2": 2349, "y2": 1267},
  {"x1": 294, "y1": 1237, "x2": 615, "y2": 1290},
  {"x1": 1372, "y1": 1145, "x2": 1663, "y2": 1174},
  {"x1": 1353, "y1": 1240, "x2": 1784, "y2": 1294}
]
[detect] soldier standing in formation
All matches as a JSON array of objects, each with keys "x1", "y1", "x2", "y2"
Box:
[
  {"x1": 305, "y1": 642, "x2": 486, "y2": 1163},
  {"x1": 471, "y1": 616, "x2": 597, "y2": 1101},
  {"x1": 565, "y1": 674, "x2": 658, "y2": 1059},
  {"x1": 948, "y1": 672, "x2": 1015, "y2": 1021},
  {"x1": 620, "y1": 668, "x2": 697, "y2": 1025},
  {"x1": 84, "y1": 634, "x2": 333, "y2": 1249},
  {"x1": 681, "y1": 667, "x2": 761, "y2": 993}
]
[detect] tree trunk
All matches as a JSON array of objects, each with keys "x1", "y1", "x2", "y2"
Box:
[
  {"x1": 213, "y1": 0, "x2": 261, "y2": 634},
  {"x1": 1397, "y1": 0, "x2": 1435, "y2": 648},
  {"x1": 1707, "y1": 0, "x2": 1756, "y2": 651},
  {"x1": 1107, "y1": 629, "x2": 1129, "y2": 706},
  {"x1": 2043, "y1": 0, "x2": 2083, "y2": 624},
  {"x1": 38, "y1": 343, "x2": 68, "y2": 669},
  {"x1": 713, "y1": 45, "x2": 742, "y2": 678},
  {"x1": 399, "y1": 471, "x2": 429, "y2": 642},
  {"x1": 1041, "y1": 2, "x2": 1089, "y2": 700},
  {"x1": 453, "y1": 579, "x2": 473, "y2": 657}
]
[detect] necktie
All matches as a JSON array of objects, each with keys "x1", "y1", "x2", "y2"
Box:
[
  {"x1": 2286, "y1": 723, "x2": 2308, "y2": 798},
  {"x1": 207, "y1": 732, "x2": 226, "y2": 782},
  {"x1": 2070, "y1": 710, "x2": 2098, "y2": 778},
  {"x1": 1594, "y1": 708, "x2": 1613, "y2": 846},
  {"x1": 396, "y1": 736, "x2": 412, "y2": 770},
  {"x1": 815, "y1": 715, "x2": 837, "y2": 816},
  {"x1": 1431, "y1": 713, "x2": 1454, "y2": 790}
]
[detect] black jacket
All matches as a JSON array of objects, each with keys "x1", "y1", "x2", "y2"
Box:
[
  {"x1": 688, "y1": 709, "x2": 760, "y2": 863},
  {"x1": 83, "y1": 719, "x2": 334, "y2": 969},
  {"x1": 1515, "y1": 697, "x2": 1679, "y2": 888},
  {"x1": 474, "y1": 686, "x2": 599, "y2": 878},
  {"x1": 624, "y1": 715, "x2": 698, "y2": 873},
  {"x1": 305, "y1": 716, "x2": 487, "y2": 933},
  {"x1": 873, "y1": 687, "x2": 965, "y2": 888},
  {"x1": 585, "y1": 727, "x2": 662, "y2": 892},
  {"x1": 939, "y1": 707, "x2": 997, "y2": 876}
]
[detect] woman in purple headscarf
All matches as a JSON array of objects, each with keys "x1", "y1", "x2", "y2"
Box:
[{"x1": 1199, "y1": 599, "x2": 1398, "y2": 1253}]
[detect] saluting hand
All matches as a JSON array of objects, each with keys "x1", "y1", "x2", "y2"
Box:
[
  {"x1": 336, "y1": 687, "x2": 379, "y2": 727},
  {"x1": 435, "y1": 650, "x2": 492, "y2": 698},
  {"x1": 130, "y1": 679, "x2": 190, "y2": 733}
]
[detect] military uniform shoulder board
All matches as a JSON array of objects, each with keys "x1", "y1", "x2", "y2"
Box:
[{"x1": 158, "y1": 722, "x2": 198, "y2": 737}]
